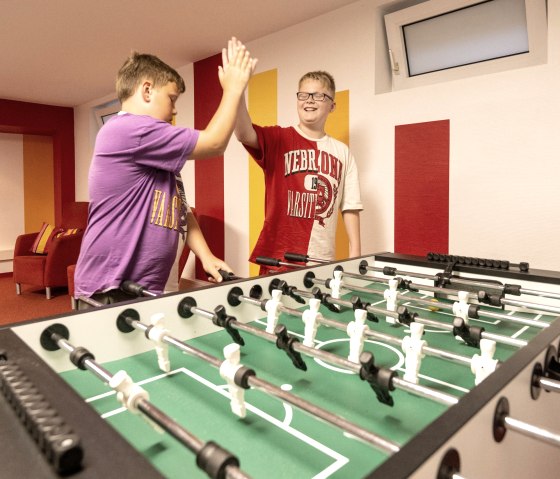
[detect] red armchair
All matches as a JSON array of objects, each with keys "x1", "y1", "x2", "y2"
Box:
[{"x1": 13, "y1": 202, "x2": 88, "y2": 299}]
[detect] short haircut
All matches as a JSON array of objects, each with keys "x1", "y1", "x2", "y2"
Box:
[
  {"x1": 298, "y1": 71, "x2": 336, "y2": 98},
  {"x1": 116, "y1": 52, "x2": 186, "y2": 103}
]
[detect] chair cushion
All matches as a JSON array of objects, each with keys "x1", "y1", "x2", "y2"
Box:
[{"x1": 30, "y1": 222, "x2": 59, "y2": 254}]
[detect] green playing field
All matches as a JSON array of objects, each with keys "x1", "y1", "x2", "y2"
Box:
[{"x1": 59, "y1": 281, "x2": 555, "y2": 478}]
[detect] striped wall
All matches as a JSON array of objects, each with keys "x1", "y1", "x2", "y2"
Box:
[
  {"x1": 0, "y1": 100, "x2": 74, "y2": 273},
  {"x1": 191, "y1": 62, "x2": 354, "y2": 277},
  {"x1": 0, "y1": 133, "x2": 55, "y2": 273},
  {"x1": 395, "y1": 120, "x2": 450, "y2": 256},
  {"x1": 193, "y1": 54, "x2": 225, "y2": 279},
  {"x1": 247, "y1": 70, "x2": 276, "y2": 277},
  {"x1": 0, "y1": 99, "x2": 75, "y2": 225},
  {"x1": 71, "y1": 0, "x2": 560, "y2": 273},
  {"x1": 23, "y1": 135, "x2": 55, "y2": 231}
]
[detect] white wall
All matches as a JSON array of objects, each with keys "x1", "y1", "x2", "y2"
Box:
[
  {"x1": 74, "y1": 0, "x2": 560, "y2": 273},
  {"x1": 0, "y1": 133, "x2": 24, "y2": 273}
]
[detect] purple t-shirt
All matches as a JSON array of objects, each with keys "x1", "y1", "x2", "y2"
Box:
[{"x1": 74, "y1": 113, "x2": 199, "y2": 296}]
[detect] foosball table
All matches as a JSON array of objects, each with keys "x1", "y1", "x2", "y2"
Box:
[{"x1": 2, "y1": 252, "x2": 560, "y2": 478}]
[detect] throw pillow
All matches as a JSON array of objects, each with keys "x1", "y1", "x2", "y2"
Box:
[
  {"x1": 55, "y1": 228, "x2": 81, "y2": 238},
  {"x1": 30, "y1": 222, "x2": 58, "y2": 254}
]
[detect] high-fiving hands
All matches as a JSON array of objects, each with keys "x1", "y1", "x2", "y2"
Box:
[{"x1": 219, "y1": 37, "x2": 258, "y2": 94}]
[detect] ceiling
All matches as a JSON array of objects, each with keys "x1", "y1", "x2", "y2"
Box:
[{"x1": 1, "y1": 0, "x2": 362, "y2": 108}]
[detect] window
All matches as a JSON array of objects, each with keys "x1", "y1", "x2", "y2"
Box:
[
  {"x1": 384, "y1": 0, "x2": 547, "y2": 90},
  {"x1": 93, "y1": 100, "x2": 120, "y2": 129}
]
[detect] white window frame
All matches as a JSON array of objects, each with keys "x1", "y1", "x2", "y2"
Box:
[
  {"x1": 384, "y1": 0, "x2": 548, "y2": 91},
  {"x1": 93, "y1": 100, "x2": 120, "y2": 129}
]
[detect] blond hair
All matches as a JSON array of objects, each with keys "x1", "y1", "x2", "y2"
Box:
[{"x1": 298, "y1": 71, "x2": 336, "y2": 98}]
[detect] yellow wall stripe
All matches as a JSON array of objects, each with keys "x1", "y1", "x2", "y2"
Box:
[
  {"x1": 247, "y1": 70, "x2": 277, "y2": 276},
  {"x1": 23, "y1": 135, "x2": 54, "y2": 232},
  {"x1": 325, "y1": 90, "x2": 350, "y2": 260}
]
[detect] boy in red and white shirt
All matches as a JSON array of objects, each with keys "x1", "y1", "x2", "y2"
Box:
[{"x1": 235, "y1": 70, "x2": 363, "y2": 274}]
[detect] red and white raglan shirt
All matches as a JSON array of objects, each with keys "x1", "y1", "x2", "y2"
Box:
[{"x1": 244, "y1": 125, "x2": 363, "y2": 271}]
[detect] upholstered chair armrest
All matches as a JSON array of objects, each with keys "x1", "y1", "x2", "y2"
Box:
[
  {"x1": 14, "y1": 232, "x2": 39, "y2": 257},
  {"x1": 44, "y1": 232, "x2": 85, "y2": 286}
]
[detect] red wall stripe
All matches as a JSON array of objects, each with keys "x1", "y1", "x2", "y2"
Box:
[
  {"x1": 394, "y1": 120, "x2": 449, "y2": 256},
  {"x1": 193, "y1": 54, "x2": 225, "y2": 279},
  {"x1": 0, "y1": 99, "x2": 75, "y2": 224}
]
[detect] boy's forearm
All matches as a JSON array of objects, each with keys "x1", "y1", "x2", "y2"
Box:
[
  {"x1": 185, "y1": 212, "x2": 213, "y2": 258},
  {"x1": 190, "y1": 90, "x2": 243, "y2": 159},
  {"x1": 234, "y1": 98, "x2": 259, "y2": 148},
  {"x1": 342, "y1": 210, "x2": 362, "y2": 258},
  {"x1": 190, "y1": 38, "x2": 257, "y2": 159}
]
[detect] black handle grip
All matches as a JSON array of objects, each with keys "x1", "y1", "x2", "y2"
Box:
[
  {"x1": 256, "y1": 256, "x2": 281, "y2": 267},
  {"x1": 217, "y1": 269, "x2": 242, "y2": 281},
  {"x1": 284, "y1": 252, "x2": 308, "y2": 263},
  {"x1": 120, "y1": 280, "x2": 145, "y2": 296}
]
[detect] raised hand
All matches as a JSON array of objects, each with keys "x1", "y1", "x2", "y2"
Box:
[{"x1": 218, "y1": 37, "x2": 258, "y2": 94}]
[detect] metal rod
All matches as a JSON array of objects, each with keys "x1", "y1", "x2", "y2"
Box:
[
  {"x1": 392, "y1": 378, "x2": 458, "y2": 406},
  {"x1": 539, "y1": 377, "x2": 560, "y2": 393},
  {"x1": 55, "y1": 336, "x2": 114, "y2": 383},
  {"x1": 282, "y1": 290, "x2": 475, "y2": 368},
  {"x1": 321, "y1": 292, "x2": 526, "y2": 349},
  {"x1": 129, "y1": 316, "x2": 402, "y2": 455},
  {"x1": 520, "y1": 287, "x2": 560, "y2": 300},
  {"x1": 479, "y1": 332, "x2": 527, "y2": 348},
  {"x1": 504, "y1": 416, "x2": 560, "y2": 448},
  {"x1": 500, "y1": 297, "x2": 560, "y2": 316},
  {"x1": 361, "y1": 261, "x2": 560, "y2": 302},
  {"x1": 132, "y1": 320, "x2": 223, "y2": 368},
  {"x1": 340, "y1": 279, "x2": 551, "y2": 330},
  {"x1": 235, "y1": 294, "x2": 460, "y2": 406},
  {"x1": 247, "y1": 376, "x2": 400, "y2": 454},
  {"x1": 51, "y1": 334, "x2": 250, "y2": 479},
  {"x1": 475, "y1": 308, "x2": 549, "y2": 329}
]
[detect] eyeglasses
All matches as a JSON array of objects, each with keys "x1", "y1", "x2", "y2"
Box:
[{"x1": 296, "y1": 92, "x2": 334, "y2": 102}]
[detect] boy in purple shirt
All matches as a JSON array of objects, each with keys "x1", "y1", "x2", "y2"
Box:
[{"x1": 75, "y1": 38, "x2": 257, "y2": 306}]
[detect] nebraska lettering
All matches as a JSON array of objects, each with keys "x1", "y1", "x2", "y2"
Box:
[{"x1": 284, "y1": 149, "x2": 341, "y2": 181}]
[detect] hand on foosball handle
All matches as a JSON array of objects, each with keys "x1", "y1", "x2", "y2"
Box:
[{"x1": 217, "y1": 269, "x2": 242, "y2": 281}]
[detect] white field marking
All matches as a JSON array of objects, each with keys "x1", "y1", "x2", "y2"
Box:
[
  {"x1": 370, "y1": 298, "x2": 387, "y2": 306},
  {"x1": 101, "y1": 406, "x2": 126, "y2": 418},
  {"x1": 512, "y1": 326, "x2": 530, "y2": 339},
  {"x1": 312, "y1": 339, "x2": 405, "y2": 374},
  {"x1": 86, "y1": 370, "x2": 172, "y2": 403},
  {"x1": 90, "y1": 367, "x2": 349, "y2": 478},
  {"x1": 396, "y1": 368, "x2": 470, "y2": 394},
  {"x1": 280, "y1": 384, "x2": 294, "y2": 426}
]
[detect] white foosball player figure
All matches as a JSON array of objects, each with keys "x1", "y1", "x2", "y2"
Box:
[
  {"x1": 452, "y1": 290, "x2": 471, "y2": 323},
  {"x1": 401, "y1": 322, "x2": 426, "y2": 384},
  {"x1": 330, "y1": 270, "x2": 343, "y2": 311},
  {"x1": 330, "y1": 270, "x2": 343, "y2": 300},
  {"x1": 109, "y1": 370, "x2": 150, "y2": 414},
  {"x1": 219, "y1": 343, "x2": 247, "y2": 418},
  {"x1": 109, "y1": 369, "x2": 162, "y2": 432},
  {"x1": 148, "y1": 313, "x2": 170, "y2": 373},
  {"x1": 384, "y1": 279, "x2": 399, "y2": 324},
  {"x1": 471, "y1": 339, "x2": 498, "y2": 385},
  {"x1": 302, "y1": 298, "x2": 321, "y2": 347},
  {"x1": 265, "y1": 289, "x2": 282, "y2": 334},
  {"x1": 347, "y1": 309, "x2": 369, "y2": 363}
]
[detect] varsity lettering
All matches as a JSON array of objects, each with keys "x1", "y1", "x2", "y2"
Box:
[
  {"x1": 287, "y1": 190, "x2": 317, "y2": 218},
  {"x1": 150, "y1": 189, "x2": 181, "y2": 230}
]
